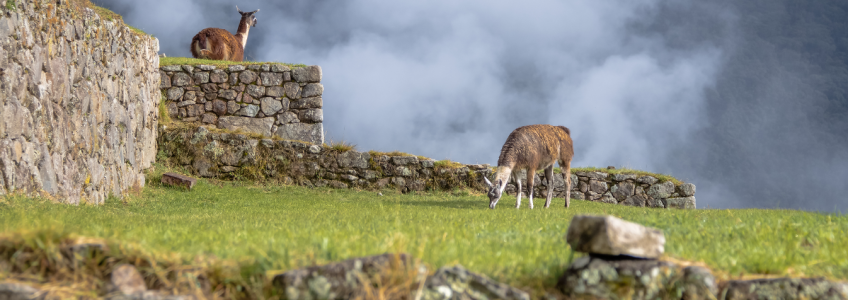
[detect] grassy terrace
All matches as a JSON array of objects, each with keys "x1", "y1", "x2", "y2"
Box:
[
  {"x1": 160, "y1": 57, "x2": 307, "y2": 69},
  {"x1": 1, "y1": 165, "x2": 846, "y2": 297}
]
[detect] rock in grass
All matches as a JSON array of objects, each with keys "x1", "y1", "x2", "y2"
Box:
[
  {"x1": 161, "y1": 172, "x2": 197, "y2": 190},
  {"x1": 566, "y1": 215, "x2": 665, "y2": 258},
  {"x1": 0, "y1": 282, "x2": 42, "y2": 300},
  {"x1": 720, "y1": 278, "x2": 848, "y2": 300},
  {"x1": 556, "y1": 256, "x2": 681, "y2": 300},
  {"x1": 272, "y1": 253, "x2": 418, "y2": 300},
  {"x1": 423, "y1": 265, "x2": 529, "y2": 300},
  {"x1": 110, "y1": 264, "x2": 147, "y2": 296}
]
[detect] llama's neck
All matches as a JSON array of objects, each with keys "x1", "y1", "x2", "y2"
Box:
[{"x1": 236, "y1": 20, "x2": 251, "y2": 48}]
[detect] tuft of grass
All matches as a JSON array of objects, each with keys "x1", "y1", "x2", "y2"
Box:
[
  {"x1": 324, "y1": 140, "x2": 357, "y2": 153},
  {"x1": 434, "y1": 160, "x2": 464, "y2": 169},
  {"x1": 158, "y1": 94, "x2": 171, "y2": 125},
  {"x1": 5, "y1": 0, "x2": 15, "y2": 11},
  {"x1": 159, "y1": 56, "x2": 307, "y2": 69},
  {"x1": 1, "y1": 165, "x2": 847, "y2": 297}
]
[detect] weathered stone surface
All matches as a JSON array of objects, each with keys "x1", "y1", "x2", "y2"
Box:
[
  {"x1": 0, "y1": 282, "x2": 41, "y2": 300},
  {"x1": 566, "y1": 215, "x2": 665, "y2": 258},
  {"x1": 622, "y1": 194, "x2": 647, "y2": 207},
  {"x1": 293, "y1": 65, "x2": 323, "y2": 83},
  {"x1": 218, "y1": 116, "x2": 275, "y2": 137},
  {"x1": 272, "y1": 253, "x2": 416, "y2": 300},
  {"x1": 201, "y1": 113, "x2": 218, "y2": 124},
  {"x1": 210, "y1": 69, "x2": 228, "y2": 83},
  {"x1": 680, "y1": 183, "x2": 696, "y2": 197},
  {"x1": 246, "y1": 85, "x2": 265, "y2": 98},
  {"x1": 647, "y1": 181, "x2": 675, "y2": 199},
  {"x1": 227, "y1": 101, "x2": 240, "y2": 114},
  {"x1": 422, "y1": 265, "x2": 530, "y2": 300},
  {"x1": 600, "y1": 192, "x2": 617, "y2": 204},
  {"x1": 666, "y1": 196, "x2": 696, "y2": 209},
  {"x1": 277, "y1": 112, "x2": 300, "y2": 124},
  {"x1": 260, "y1": 97, "x2": 285, "y2": 115},
  {"x1": 211, "y1": 100, "x2": 228, "y2": 116},
  {"x1": 298, "y1": 108, "x2": 323, "y2": 123},
  {"x1": 274, "y1": 123, "x2": 324, "y2": 144},
  {"x1": 637, "y1": 176, "x2": 659, "y2": 185},
  {"x1": 613, "y1": 174, "x2": 638, "y2": 181},
  {"x1": 290, "y1": 96, "x2": 322, "y2": 109},
  {"x1": 161, "y1": 172, "x2": 197, "y2": 190},
  {"x1": 283, "y1": 82, "x2": 301, "y2": 99},
  {"x1": 167, "y1": 87, "x2": 184, "y2": 100},
  {"x1": 172, "y1": 72, "x2": 191, "y2": 86},
  {"x1": 236, "y1": 105, "x2": 260, "y2": 117},
  {"x1": 338, "y1": 151, "x2": 371, "y2": 169},
  {"x1": 557, "y1": 256, "x2": 681, "y2": 300},
  {"x1": 392, "y1": 156, "x2": 419, "y2": 166},
  {"x1": 720, "y1": 278, "x2": 848, "y2": 300},
  {"x1": 239, "y1": 70, "x2": 257, "y2": 84},
  {"x1": 265, "y1": 86, "x2": 285, "y2": 97},
  {"x1": 260, "y1": 72, "x2": 283, "y2": 86},
  {"x1": 110, "y1": 264, "x2": 147, "y2": 296},
  {"x1": 612, "y1": 182, "x2": 635, "y2": 201},
  {"x1": 219, "y1": 89, "x2": 238, "y2": 100},
  {"x1": 301, "y1": 83, "x2": 324, "y2": 97},
  {"x1": 590, "y1": 180, "x2": 608, "y2": 194},
  {"x1": 228, "y1": 65, "x2": 246, "y2": 72},
  {"x1": 681, "y1": 266, "x2": 718, "y2": 298}
]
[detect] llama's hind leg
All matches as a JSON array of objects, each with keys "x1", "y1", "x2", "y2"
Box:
[
  {"x1": 526, "y1": 169, "x2": 536, "y2": 209},
  {"x1": 544, "y1": 166, "x2": 554, "y2": 208},
  {"x1": 515, "y1": 178, "x2": 522, "y2": 209}
]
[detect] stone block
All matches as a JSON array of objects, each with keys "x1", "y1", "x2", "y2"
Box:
[
  {"x1": 161, "y1": 172, "x2": 197, "y2": 190},
  {"x1": 167, "y1": 87, "x2": 184, "y2": 100},
  {"x1": 612, "y1": 173, "x2": 637, "y2": 181},
  {"x1": 566, "y1": 215, "x2": 665, "y2": 258},
  {"x1": 338, "y1": 151, "x2": 370, "y2": 169},
  {"x1": 219, "y1": 89, "x2": 237, "y2": 100},
  {"x1": 611, "y1": 182, "x2": 635, "y2": 201},
  {"x1": 679, "y1": 183, "x2": 696, "y2": 197},
  {"x1": 284, "y1": 82, "x2": 301, "y2": 99},
  {"x1": 172, "y1": 72, "x2": 191, "y2": 86},
  {"x1": 424, "y1": 265, "x2": 529, "y2": 300},
  {"x1": 201, "y1": 113, "x2": 217, "y2": 124},
  {"x1": 621, "y1": 194, "x2": 647, "y2": 207},
  {"x1": 277, "y1": 111, "x2": 300, "y2": 124},
  {"x1": 239, "y1": 70, "x2": 257, "y2": 84},
  {"x1": 292, "y1": 65, "x2": 322, "y2": 83},
  {"x1": 647, "y1": 181, "x2": 674, "y2": 199},
  {"x1": 218, "y1": 116, "x2": 275, "y2": 137},
  {"x1": 228, "y1": 65, "x2": 246, "y2": 72},
  {"x1": 266, "y1": 86, "x2": 284, "y2": 97},
  {"x1": 298, "y1": 108, "x2": 323, "y2": 123},
  {"x1": 212, "y1": 100, "x2": 227, "y2": 116},
  {"x1": 665, "y1": 196, "x2": 696, "y2": 209},
  {"x1": 260, "y1": 97, "x2": 285, "y2": 115},
  {"x1": 392, "y1": 156, "x2": 419, "y2": 166},
  {"x1": 301, "y1": 83, "x2": 323, "y2": 97},
  {"x1": 260, "y1": 72, "x2": 283, "y2": 86},
  {"x1": 274, "y1": 123, "x2": 323, "y2": 144},
  {"x1": 210, "y1": 69, "x2": 228, "y2": 83},
  {"x1": 589, "y1": 179, "x2": 608, "y2": 194},
  {"x1": 235, "y1": 104, "x2": 260, "y2": 117},
  {"x1": 246, "y1": 84, "x2": 265, "y2": 98},
  {"x1": 290, "y1": 96, "x2": 322, "y2": 109},
  {"x1": 557, "y1": 256, "x2": 680, "y2": 300},
  {"x1": 720, "y1": 278, "x2": 847, "y2": 300},
  {"x1": 637, "y1": 176, "x2": 658, "y2": 185}
]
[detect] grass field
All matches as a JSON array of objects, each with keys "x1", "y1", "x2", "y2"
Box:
[{"x1": 1, "y1": 167, "x2": 847, "y2": 296}]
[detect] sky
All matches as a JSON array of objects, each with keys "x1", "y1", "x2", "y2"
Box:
[{"x1": 92, "y1": 0, "x2": 848, "y2": 212}]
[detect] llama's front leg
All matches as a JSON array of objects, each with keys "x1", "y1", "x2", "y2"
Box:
[
  {"x1": 544, "y1": 166, "x2": 554, "y2": 208},
  {"x1": 526, "y1": 170, "x2": 536, "y2": 209},
  {"x1": 563, "y1": 166, "x2": 572, "y2": 208},
  {"x1": 515, "y1": 178, "x2": 522, "y2": 209}
]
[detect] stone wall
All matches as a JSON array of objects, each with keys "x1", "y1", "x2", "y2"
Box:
[
  {"x1": 158, "y1": 125, "x2": 697, "y2": 209},
  {"x1": 159, "y1": 64, "x2": 324, "y2": 145},
  {"x1": 0, "y1": 1, "x2": 160, "y2": 204}
]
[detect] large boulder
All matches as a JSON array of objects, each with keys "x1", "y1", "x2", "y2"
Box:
[
  {"x1": 274, "y1": 123, "x2": 324, "y2": 145},
  {"x1": 566, "y1": 215, "x2": 665, "y2": 259},
  {"x1": 217, "y1": 116, "x2": 275, "y2": 137}
]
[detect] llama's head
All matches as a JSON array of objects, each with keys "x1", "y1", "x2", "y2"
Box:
[
  {"x1": 237, "y1": 6, "x2": 259, "y2": 28},
  {"x1": 483, "y1": 177, "x2": 504, "y2": 209}
]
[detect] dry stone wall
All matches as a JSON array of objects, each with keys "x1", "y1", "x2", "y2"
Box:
[
  {"x1": 0, "y1": 1, "x2": 160, "y2": 204},
  {"x1": 159, "y1": 64, "x2": 324, "y2": 145},
  {"x1": 158, "y1": 125, "x2": 696, "y2": 209}
]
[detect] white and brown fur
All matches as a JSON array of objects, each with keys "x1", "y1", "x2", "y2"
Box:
[
  {"x1": 484, "y1": 124, "x2": 574, "y2": 209},
  {"x1": 190, "y1": 6, "x2": 259, "y2": 62}
]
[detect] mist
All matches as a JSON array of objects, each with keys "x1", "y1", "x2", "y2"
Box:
[{"x1": 92, "y1": 0, "x2": 848, "y2": 212}]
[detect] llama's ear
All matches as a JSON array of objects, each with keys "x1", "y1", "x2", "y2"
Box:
[
  {"x1": 483, "y1": 176, "x2": 493, "y2": 187},
  {"x1": 236, "y1": 5, "x2": 244, "y2": 14},
  {"x1": 252, "y1": 9, "x2": 260, "y2": 13}
]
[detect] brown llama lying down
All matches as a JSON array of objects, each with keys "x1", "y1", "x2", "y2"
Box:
[
  {"x1": 484, "y1": 124, "x2": 574, "y2": 209},
  {"x1": 190, "y1": 6, "x2": 259, "y2": 62}
]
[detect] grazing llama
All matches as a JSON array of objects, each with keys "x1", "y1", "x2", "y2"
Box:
[
  {"x1": 190, "y1": 6, "x2": 259, "y2": 62},
  {"x1": 484, "y1": 124, "x2": 574, "y2": 209}
]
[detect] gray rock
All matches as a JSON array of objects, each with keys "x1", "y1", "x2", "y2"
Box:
[
  {"x1": 557, "y1": 256, "x2": 681, "y2": 300},
  {"x1": 612, "y1": 173, "x2": 637, "y2": 181},
  {"x1": 301, "y1": 83, "x2": 324, "y2": 97},
  {"x1": 338, "y1": 151, "x2": 370, "y2": 169},
  {"x1": 587, "y1": 171, "x2": 609, "y2": 180},
  {"x1": 260, "y1": 97, "x2": 284, "y2": 115},
  {"x1": 611, "y1": 182, "x2": 635, "y2": 201},
  {"x1": 171, "y1": 72, "x2": 191, "y2": 86},
  {"x1": 167, "y1": 87, "x2": 184, "y2": 100},
  {"x1": 246, "y1": 85, "x2": 265, "y2": 98},
  {"x1": 260, "y1": 72, "x2": 283, "y2": 86},
  {"x1": 621, "y1": 194, "x2": 647, "y2": 207},
  {"x1": 219, "y1": 89, "x2": 237, "y2": 100},
  {"x1": 266, "y1": 86, "x2": 284, "y2": 97},
  {"x1": 647, "y1": 181, "x2": 675, "y2": 199},
  {"x1": 421, "y1": 160, "x2": 435, "y2": 168},
  {"x1": 566, "y1": 215, "x2": 665, "y2": 258},
  {"x1": 637, "y1": 176, "x2": 658, "y2": 185},
  {"x1": 392, "y1": 156, "x2": 419, "y2": 166},
  {"x1": 210, "y1": 69, "x2": 228, "y2": 83},
  {"x1": 681, "y1": 266, "x2": 717, "y2": 298},
  {"x1": 329, "y1": 181, "x2": 348, "y2": 189},
  {"x1": 391, "y1": 177, "x2": 406, "y2": 186},
  {"x1": 720, "y1": 278, "x2": 848, "y2": 300},
  {"x1": 159, "y1": 71, "x2": 171, "y2": 88},
  {"x1": 228, "y1": 65, "x2": 246, "y2": 72},
  {"x1": 0, "y1": 282, "x2": 42, "y2": 300},
  {"x1": 292, "y1": 65, "x2": 322, "y2": 83},
  {"x1": 198, "y1": 64, "x2": 216, "y2": 71},
  {"x1": 211, "y1": 100, "x2": 227, "y2": 116},
  {"x1": 192, "y1": 72, "x2": 209, "y2": 84},
  {"x1": 272, "y1": 253, "x2": 417, "y2": 300},
  {"x1": 277, "y1": 112, "x2": 300, "y2": 124},
  {"x1": 217, "y1": 116, "x2": 275, "y2": 137},
  {"x1": 177, "y1": 100, "x2": 195, "y2": 108},
  {"x1": 110, "y1": 264, "x2": 147, "y2": 296},
  {"x1": 647, "y1": 197, "x2": 665, "y2": 208},
  {"x1": 423, "y1": 265, "x2": 530, "y2": 300},
  {"x1": 600, "y1": 192, "x2": 617, "y2": 204},
  {"x1": 589, "y1": 180, "x2": 608, "y2": 194},
  {"x1": 665, "y1": 196, "x2": 696, "y2": 209},
  {"x1": 298, "y1": 108, "x2": 323, "y2": 123},
  {"x1": 239, "y1": 70, "x2": 257, "y2": 84},
  {"x1": 307, "y1": 145, "x2": 322, "y2": 154},
  {"x1": 283, "y1": 82, "x2": 301, "y2": 99},
  {"x1": 679, "y1": 183, "x2": 696, "y2": 197},
  {"x1": 271, "y1": 64, "x2": 291, "y2": 72},
  {"x1": 161, "y1": 65, "x2": 181, "y2": 72},
  {"x1": 274, "y1": 123, "x2": 324, "y2": 144},
  {"x1": 290, "y1": 96, "x2": 322, "y2": 109},
  {"x1": 201, "y1": 113, "x2": 217, "y2": 124},
  {"x1": 235, "y1": 104, "x2": 260, "y2": 117}
]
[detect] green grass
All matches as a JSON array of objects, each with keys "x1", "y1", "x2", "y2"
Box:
[
  {"x1": 1, "y1": 167, "x2": 846, "y2": 296},
  {"x1": 160, "y1": 57, "x2": 307, "y2": 69}
]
